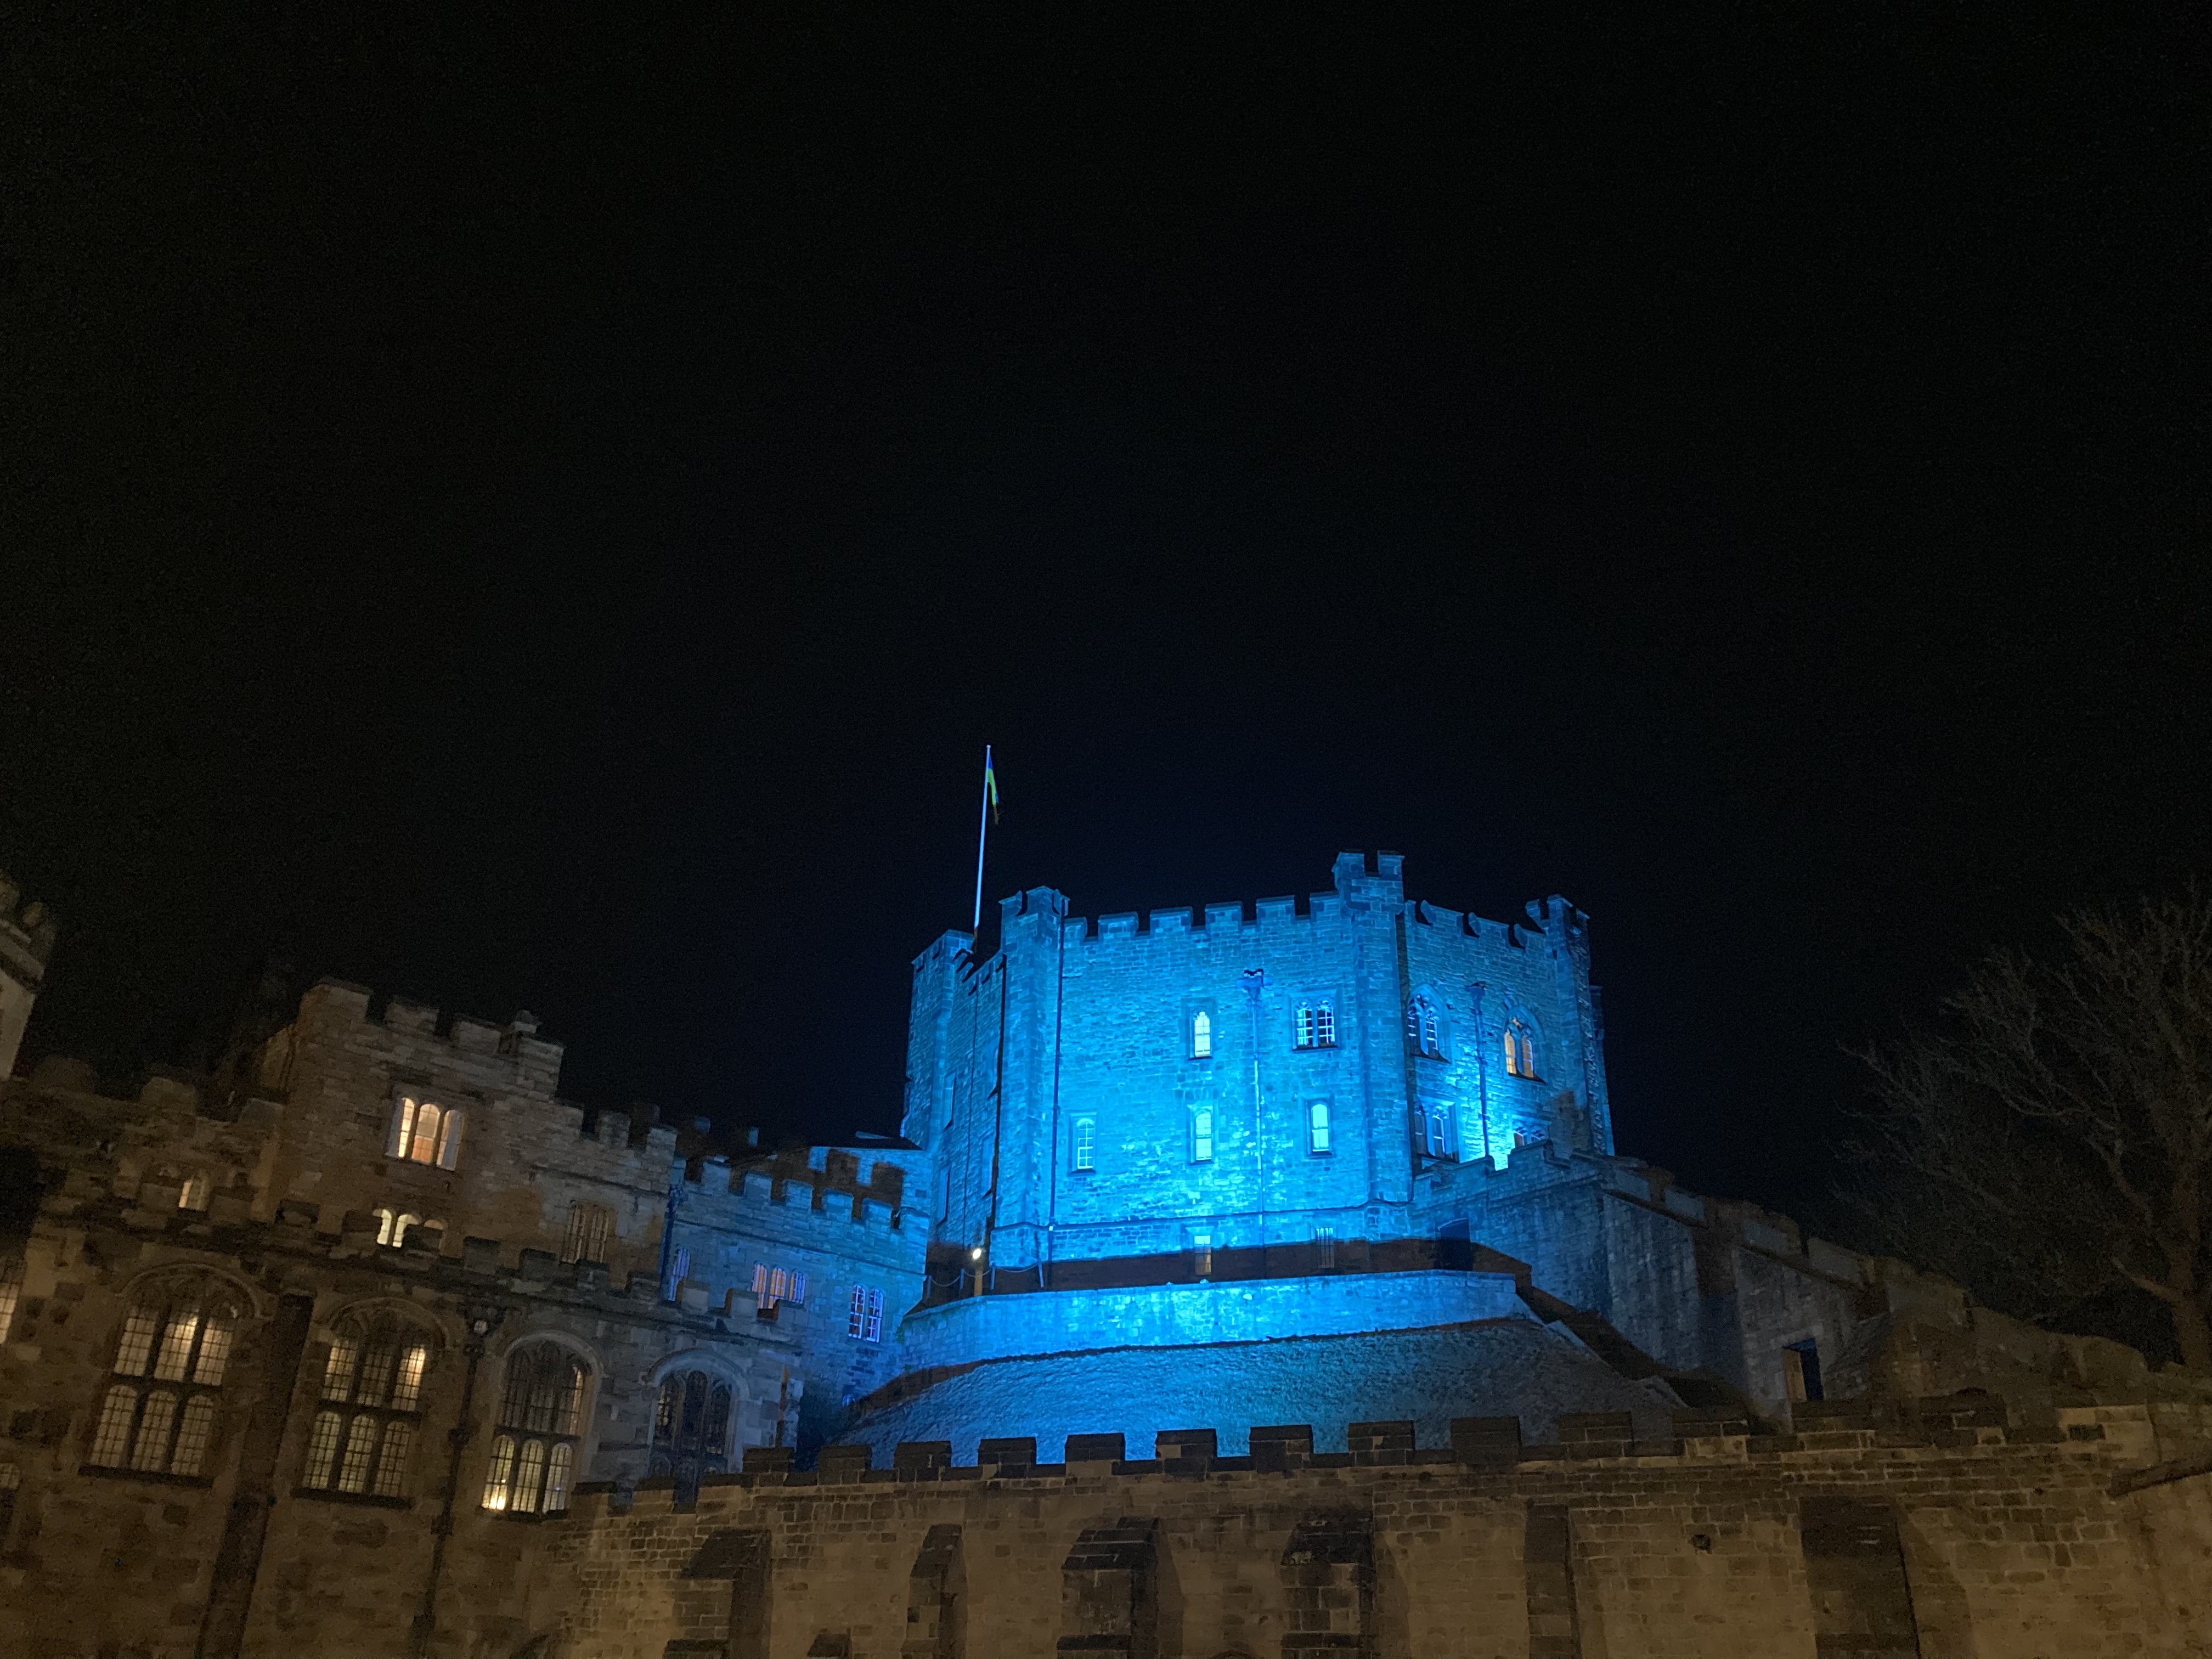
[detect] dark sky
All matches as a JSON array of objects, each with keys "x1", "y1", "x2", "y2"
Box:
[{"x1": 4, "y1": 9, "x2": 2205, "y2": 1217}]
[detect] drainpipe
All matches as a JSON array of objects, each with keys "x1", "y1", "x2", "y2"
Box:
[
  {"x1": 410, "y1": 1302, "x2": 505, "y2": 1659},
  {"x1": 1470, "y1": 982, "x2": 1491, "y2": 1169},
  {"x1": 1241, "y1": 969, "x2": 1267, "y2": 1243}
]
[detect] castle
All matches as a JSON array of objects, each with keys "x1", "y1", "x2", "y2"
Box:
[{"x1": 1, "y1": 854, "x2": 2209, "y2": 1658}]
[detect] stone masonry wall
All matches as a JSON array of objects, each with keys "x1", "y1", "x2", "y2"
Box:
[
  {"x1": 262, "y1": 981, "x2": 674, "y2": 1286},
  {"x1": 505, "y1": 1399, "x2": 2212, "y2": 1659}
]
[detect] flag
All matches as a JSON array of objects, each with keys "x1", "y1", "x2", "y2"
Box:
[{"x1": 984, "y1": 747, "x2": 1000, "y2": 823}]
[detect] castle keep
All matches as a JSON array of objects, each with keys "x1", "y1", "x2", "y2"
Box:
[{"x1": 1, "y1": 853, "x2": 2208, "y2": 1657}]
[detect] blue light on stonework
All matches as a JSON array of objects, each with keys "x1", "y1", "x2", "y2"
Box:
[{"x1": 840, "y1": 1322, "x2": 1679, "y2": 1460}]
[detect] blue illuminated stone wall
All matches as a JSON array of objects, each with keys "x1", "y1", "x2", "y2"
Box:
[{"x1": 898, "y1": 851, "x2": 1612, "y2": 1271}]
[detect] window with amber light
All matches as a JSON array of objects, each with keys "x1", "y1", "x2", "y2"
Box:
[
  {"x1": 88, "y1": 1272, "x2": 242, "y2": 1479},
  {"x1": 301, "y1": 1310, "x2": 434, "y2": 1499},
  {"x1": 480, "y1": 1343, "x2": 588, "y2": 1515},
  {"x1": 386, "y1": 1094, "x2": 463, "y2": 1168},
  {"x1": 1504, "y1": 1019, "x2": 1539, "y2": 1079}
]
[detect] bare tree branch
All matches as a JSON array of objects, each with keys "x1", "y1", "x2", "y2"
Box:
[{"x1": 1838, "y1": 883, "x2": 2212, "y2": 1372}]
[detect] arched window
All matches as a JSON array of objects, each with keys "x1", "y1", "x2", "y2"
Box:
[
  {"x1": 1504, "y1": 1019, "x2": 1539, "y2": 1079},
  {"x1": 649, "y1": 1368, "x2": 735, "y2": 1503},
  {"x1": 480, "y1": 1343, "x2": 588, "y2": 1515},
  {"x1": 1071, "y1": 1116, "x2": 1096, "y2": 1172},
  {"x1": 386, "y1": 1095, "x2": 463, "y2": 1169},
  {"x1": 303, "y1": 1308, "x2": 435, "y2": 1499},
  {"x1": 1190, "y1": 1011, "x2": 1212, "y2": 1058},
  {"x1": 1406, "y1": 997, "x2": 1442, "y2": 1057},
  {"x1": 1191, "y1": 1107, "x2": 1215, "y2": 1164},
  {"x1": 89, "y1": 1272, "x2": 242, "y2": 1479}
]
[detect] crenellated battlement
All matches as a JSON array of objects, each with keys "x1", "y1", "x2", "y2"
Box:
[
  {"x1": 292, "y1": 977, "x2": 578, "y2": 1099},
  {"x1": 30, "y1": 1176, "x2": 808, "y2": 1338},
  {"x1": 557, "y1": 1387, "x2": 2178, "y2": 1512},
  {"x1": 1028, "y1": 858, "x2": 1572, "y2": 959}
]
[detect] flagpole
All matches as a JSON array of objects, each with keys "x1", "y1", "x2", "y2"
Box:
[{"x1": 972, "y1": 744, "x2": 992, "y2": 933}]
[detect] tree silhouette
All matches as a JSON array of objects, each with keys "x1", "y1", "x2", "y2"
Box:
[{"x1": 1844, "y1": 888, "x2": 2212, "y2": 1372}]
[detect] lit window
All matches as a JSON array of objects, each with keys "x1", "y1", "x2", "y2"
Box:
[
  {"x1": 751, "y1": 1263, "x2": 808, "y2": 1307},
  {"x1": 1307, "y1": 1102, "x2": 1331, "y2": 1154},
  {"x1": 1191, "y1": 1011, "x2": 1212, "y2": 1058},
  {"x1": 1295, "y1": 1001, "x2": 1336, "y2": 1049},
  {"x1": 1504, "y1": 1020, "x2": 1539, "y2": 1079},
  {"x1": 387, "y1": 1096, "x2": 464, "y2": 1169},
  {"x1": 849, "y1": 1284, "x2": 884, "y2": 1342},
  {"x1": 0, "y1": 1260, "x2": 21, "y2": 1344},
  {"x1": 376, "y1": 1211, "x2": 439, "y2": 1250},
  {"x1": 480, "y1": 1344, "x2": 588, "y2": 1514},
  {"x1": 1192, "y1": 1232, "x2": 1212, "y2": 1278},
  {"x1": 1407, "y1": 997, "x2": 1441, "y2": 1057},
  {"x1": 650, "y1": 1369, "x2": 733, "y2": 1503},
  {"x1": 1072, "y1": 1116, "x2": 1096, "y2": 1172},
  {"x1": 177, "y1": 1175, "x2": 210, "y2": 1211},
  {"x1": 304, "y1": 1310, "x2": 436, "y2": 1499},
  {"x1": 1192, "y1": 1108, "x2": 1214, "y2": 1164},
  {"x1": 90, "y1": 1272, "x2": 241, "y2": 1477},
  {"x1": 560, "y1": 1202, "x2": 616, "y2": 1265}
]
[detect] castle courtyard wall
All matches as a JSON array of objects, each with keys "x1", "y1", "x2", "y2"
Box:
[{"x1": 504, "y1": 1403, "x2": 2212, "y2": 1659}]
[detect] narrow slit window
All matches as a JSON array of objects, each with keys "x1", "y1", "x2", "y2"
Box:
[
  {"x1": 1192, "y1": 1108, "x2": 1214, "y2": 1164},
  {"x1": 1072, "y1": 1116, "x2": 1096, "y2": 1172},
  {"x1": 0, "y1": 1260, "x2": 21, "y2": 1345},
  {"x1": 1191, "y1": 1010, "x2": 1212, "y2": 1058}
]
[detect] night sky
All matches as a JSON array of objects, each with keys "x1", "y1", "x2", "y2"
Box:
[{"x1": 5, "y1": 11, "x2": 2205, "y2": 1221}]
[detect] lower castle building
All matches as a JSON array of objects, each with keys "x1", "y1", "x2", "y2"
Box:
[{"x1": 0, "y1": 853, "x2": 2208, "y2": 1657}]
